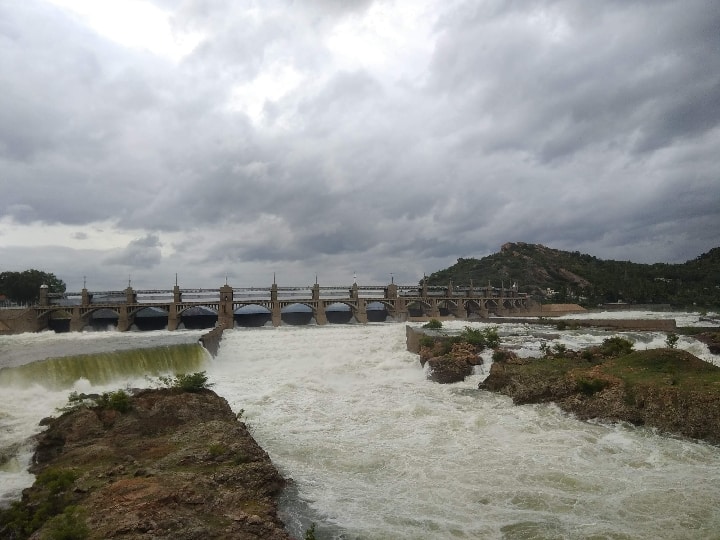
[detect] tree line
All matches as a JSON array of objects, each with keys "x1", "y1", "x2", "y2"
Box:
[{"x1": 0, "y1": 270, "x2": 66, "y2": 304}]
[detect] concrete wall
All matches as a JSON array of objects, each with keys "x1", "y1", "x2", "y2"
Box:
[
  {"x1": 0, "y1": 308, "x2": 44, "y2": 335},
  {"x1": 198, "y1": 326, "x2": 225, "y2": 357}
]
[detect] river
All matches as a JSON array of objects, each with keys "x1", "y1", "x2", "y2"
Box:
[{"x1": 1, "y1": 312, "x2": 719, "y2": 539}]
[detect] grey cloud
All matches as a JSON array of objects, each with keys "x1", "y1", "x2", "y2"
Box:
[
  {"x1": 0, "y1": 0, "x2": 718, "y2": 290},
  {"x1": 104, "y1": 234, "x2": 163, "y2": 268}
]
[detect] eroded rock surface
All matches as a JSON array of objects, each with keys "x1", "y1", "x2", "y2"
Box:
[{"x1": 3, "y1": 389, "x2": 292, "y2": 540}]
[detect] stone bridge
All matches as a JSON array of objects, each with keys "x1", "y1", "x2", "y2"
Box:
[{"x1": 3, "y1": 280, "x2": 533, "y2": 333}]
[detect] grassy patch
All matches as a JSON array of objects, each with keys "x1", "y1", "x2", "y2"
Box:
[{"x1": 602, "y1": 349, "x2": 720, "y2": 392}]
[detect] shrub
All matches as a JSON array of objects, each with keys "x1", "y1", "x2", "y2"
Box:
[
  {"x1": 419, "y1": 335, "x2": 435, "y2": 348},
  {"x1": 304, "y1": 523, "x2": 317, "y2": 540},
  {"x1": 97, "y1": 390, "x2": 132, "y2": 413},
  {"x1": 158, "y1": 371, "x2": 214, "y2": 392},
  {"x1": 492, "y1": 349, "x2": 516, "y2": 363},
  {"x1": 599, "y1": 337, "x2": 634, "y2": 357},
  {"x1": 666, "y1": 333, "x2": 679, "y2": 349},
  {"x1": 460, "y1": 326, "x2": 486, "y2": 347},
  {"x1": 577, "y1": 377, "x2": 610, "y2": 396},
  {"x1": 42, "y1": 505, "x2": 89, "y2": 540},
  {"x1": 60, "y1": 389, "x2": 132, "y2": 414},
  {"x1": 423, "y1": 319, "x2": 443, "y2": 329}
]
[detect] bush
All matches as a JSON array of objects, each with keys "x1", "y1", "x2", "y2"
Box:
[
  {"x1": 97, "y1": 390, "x2": 132, "y2": 413},
  {"x1": 599, "y1": 337, "x2": 634, "y2": 357},
  {"x1": 419, "y1": 335, "x2": 435, "y2": 348},
  {"x1": 60, "y1": 390, "x2": 131, "y2": 414},
  {"x1": 492, "y1": 349, "x2": 516, "y2": 363},
  {"x1": 42, "y1": 506, "x2": 89, "y2": 540},
  {"x1": 577, "y1": 377, "x2": 610, "y2": 396},
  {"x1": 457, "y1": 326, "x2": 500, "y2": 350},
  {"x1": 666, "y1": 333, "x2": 679, "y2": 349},
  {"x1": 423, "y1": 319, "x2": 443, "y2": 329},
  {"x1": 158, "y1": 371, "x2": 214, "y2": 392}
]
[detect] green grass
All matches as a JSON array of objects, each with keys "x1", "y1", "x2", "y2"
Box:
[{"x1": 603, "y1": 349, "x2": 720, "y2": 391}]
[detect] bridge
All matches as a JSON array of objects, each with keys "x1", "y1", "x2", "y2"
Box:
[{"x1": 6, "y1": 279, "x2": 534, "y2": 333}]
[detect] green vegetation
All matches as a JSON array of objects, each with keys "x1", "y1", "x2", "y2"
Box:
[
  {"x1": 60, "y1": 389, "x2": 132, "y2": 414},
  {"x1": 304, "y1": 522, "x2": 317, "y2": 540},
  {"x1": 598, "y1": 337, "x2": 634, "y2": 357},
  {"x1": 422, "y1": 318, "x2": 443, "y2": 329},
  {"x1": 424, "y1": 242, "x2": 720, "y2": 308},
  {"x1": 459, "y1": 326, "x2": 500, "y2": 349},
  {"x1": 492, "y1": 349, "x2": 516, "y2": 363},
  {"x1": 665, "y1": 333, "x2": 679, "y2": 349},
  {"x1": 0, "y1": 269, "x2": 66, "y2": 304},
  {"x1": 603, "y1": 349, "x2": 720, "y2": 391},
  {"x1": 42, "y1": 506, "x2": 89, "y2": 540},
  {"x1": 157, "y1": 371, "x2": 214, "y2": 392},
  {"x1": 0, "y1": 468, "x2": 80, "y2": 539},
  {"x1": 576, "y1": 377, "x2": 610, "y2": 396}
]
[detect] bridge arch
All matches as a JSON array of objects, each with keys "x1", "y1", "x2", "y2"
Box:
[
  {"x1": 234, "y1": 304, "x2": 271, "y2": 327},
  {"x1": 325, "y1": 302, "x2": 353, "y2": 324},
  {"x1": 367, "y1": 301, "x2": 390, "y2": 322},
  {"x1": 281, "y1": 303, "x2": 314, "y2": 325},
  {"x1": 406, "y1": 300, "x2": 433, "y2": 318}
]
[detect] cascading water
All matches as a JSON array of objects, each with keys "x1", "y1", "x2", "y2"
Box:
[{"x1": 1, "y1": 313, "x2": 719, "y2": 538}]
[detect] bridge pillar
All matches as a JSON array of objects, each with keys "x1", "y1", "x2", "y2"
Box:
[
  {"x1": 393, "y1": 298, "x2": 408, "y2": 322},
  {"x1": 39, "y1": 285, "x2": 49, "y2": 306},
  {"x1": 271, "y1": 303, "x2": 282, "y2": 326},
  {"x1": 429, "y1": 299, "x2": 440, "y2": 319},
  {"x1": 355, "y1": 299, "x2": 368, "y2": 324},
  {"x1": 70, "y1": 307, "x2": 86, "y2": 331},
  {"x1": 168, "y1": 303, "x2": 180, "y2": 331},
  {"x1": 81, "y1": 288, "x2": 92, "y2": 307},
  {"x1": 270, "y1": 283, "x2": 282, "y2": 326},
  {"x1": 218, "y1": 284, "x2": 234, "y2": 329},
  {"x1": 314, "y1": 301, "x2": 328, "y2": 325},
  {"x1": 117, "y1": 306, "x2": 132, "y2": 332}
]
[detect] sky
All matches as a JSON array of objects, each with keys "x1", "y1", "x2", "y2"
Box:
[{"x1": 1, "y1": 0, "x2": 718, "y2": 292}]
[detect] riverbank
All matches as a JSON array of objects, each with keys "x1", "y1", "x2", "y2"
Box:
[{"x1": 0, "y1": 388, "x2": 292, "y2": 539}]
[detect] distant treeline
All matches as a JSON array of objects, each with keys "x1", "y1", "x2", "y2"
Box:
[{"x1": 425, "y1": 243, "x2": 720, "y2": 309}]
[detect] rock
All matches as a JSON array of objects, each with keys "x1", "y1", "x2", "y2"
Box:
[
  {"x1": 479, "y1": 350, "x2": 720, "y2": 445},
  {"x1": 427, "y1": 342, "x2": 480, "y2": 384},
  {"x1": 2, "y1": 388, "x2": 292, "y2": 540},
  {"x1": 695, "y1": 331, "x2": 720, "y2": 355}
]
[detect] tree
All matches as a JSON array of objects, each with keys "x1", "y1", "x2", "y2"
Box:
[{"x1": 0, "y1": 269, "x2": 66, "y2": 304}]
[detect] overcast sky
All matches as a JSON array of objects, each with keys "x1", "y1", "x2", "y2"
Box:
[{"x1": 1, "y1": 0, "x2": 718, "y2": 292}]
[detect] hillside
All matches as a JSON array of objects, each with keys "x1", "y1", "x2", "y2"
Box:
[{"x1": 425, "y1": 242, "x2": 720, "y2": 308}]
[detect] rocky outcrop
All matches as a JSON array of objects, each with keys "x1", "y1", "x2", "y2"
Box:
[
  {"x1": 480, "y1": 351, "x2": 720, "y2": 445},
  {"x1": 695, "y1": 331, "x2": 720, "y2": 354},
  {"x1": 1, "y1": 389, "x2": 291, "y2": 540},
  {"x1": 420, "y1": 341, "x2": 482, "y2": 384}
]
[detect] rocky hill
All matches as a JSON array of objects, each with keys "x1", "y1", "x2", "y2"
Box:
[
  {"x1": 0, "y1": 389, "x2": 292, "y2": 540},
  {"x1": 425, "y1": 242, "x2": 720, "y2": 308}
]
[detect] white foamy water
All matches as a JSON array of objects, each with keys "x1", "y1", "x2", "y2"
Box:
[{"x1": 2, "y1": 314, "x2": 720, "y2": 538}]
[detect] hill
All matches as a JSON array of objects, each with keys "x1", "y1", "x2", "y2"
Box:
[{"x1": 425, "y1": 242, "x2": 720, "y2": 308}]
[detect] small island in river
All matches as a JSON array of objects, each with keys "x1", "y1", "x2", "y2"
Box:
[
  {"x1": 0, "y1": 385, "x2": 292, "y2": 540},
  {"x1": 409, "y1": 325, "x2": 720, "y2": 445}
]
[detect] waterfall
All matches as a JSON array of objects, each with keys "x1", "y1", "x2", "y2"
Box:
[{"x1": 0, "y1": 344, "x2": 210, "y2": 390}]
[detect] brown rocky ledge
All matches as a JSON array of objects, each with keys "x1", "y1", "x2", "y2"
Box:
[
  {"x1": 1, "y1": 389, "x2": 292, "y2": 540},
  {"x1": 479, "y1": 349, "x2": 720, "y2": 445}
]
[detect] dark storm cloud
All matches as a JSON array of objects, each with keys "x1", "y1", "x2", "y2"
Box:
[{"x1": 0, "y1": 0, "x2": 718, "y2": 289}]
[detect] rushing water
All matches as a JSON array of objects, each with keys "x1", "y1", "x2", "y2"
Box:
[{"x1": 1, "y1": 313, "x2": 720, "y2": 539}]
